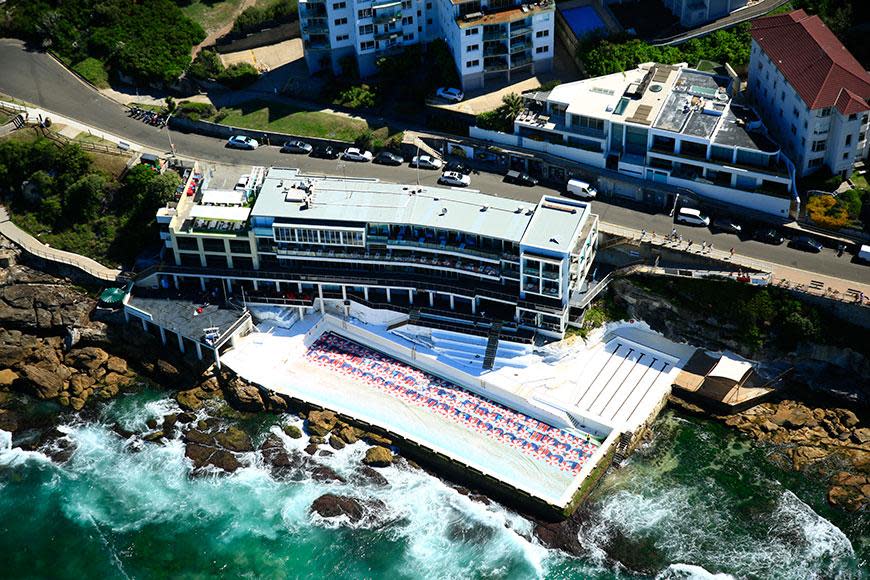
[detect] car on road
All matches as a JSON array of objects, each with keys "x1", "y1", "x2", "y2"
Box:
[
  {"x1": 281, "y1": 140, "x2": 312, "y2": 154},
  {"x1": 504, "y1": 170, "x2": 538, "y2": 187},
  {"x1": 709, "y1": 217, "x2": 742, "y2": 235},
  {"x1": 373, "y1": 151, "x2": 404, "y2": 166},
  {"x1": 341, "y1": 147, "x2": 373, "y2": 162},
  {"x1": 753, "y1": 227, "x2": 785, "y2": 245},
  {"x1": 675, "y1": 207, "x2": 710, "y2": 227},
  {"x1": 226, "y1": 135, "x2": 259, "y2": 150},
  {"x1": 310, "y1": 145, "x2": 339, "y2": 159},
  {"x1": 436, "y1": 87, "x2": 464, "y2": 102},
  {"x1": 410, "y1": 155, "x2": 443, "y2": 169},
  {"x1": 445, "y1": 161, "x2": 471, "y2": 175},
  {"x1": 790, "y1": 236, "x2": 823, "y2": 253},
  {"x1": 438, "y1": 171, "x2": 471, "y2": 187}
]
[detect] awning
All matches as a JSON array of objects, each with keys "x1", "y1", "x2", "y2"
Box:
[
  {"x1": 189, "y1": 205, "x2": 251, "y2": 222},
  {"x1": 200, "y1": 189, "x2": 246, "y2": 206},
  {"x1": 707, "y1": 355, "x2": 752, "y2": 383},
  {"x1": 99, "y1": 287, "x2": 126, "y2": 304}
]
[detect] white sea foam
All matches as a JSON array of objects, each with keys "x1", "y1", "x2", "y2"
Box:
[
  {"x1": 0, "y1": 428, "x2": 52, "y2": 468},
  {"x1": 656, "y1": 563, "x2": 735, "y2": 580}
]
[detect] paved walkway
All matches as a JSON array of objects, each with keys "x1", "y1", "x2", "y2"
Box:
[
  {"x1": 651, "y1": 0, "x2": 792, "y2": 46},
  {"x1": 601, "y1": 222, "x2": 870, "y2": 303}
]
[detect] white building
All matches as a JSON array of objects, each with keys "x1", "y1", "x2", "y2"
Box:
[
  {"x1": 473, "y1": 62, "x2": 798, "y2": 218},
  {"x1": 299, "y1": 0, "x2": 554, "y2": 90},
  {"x1": 749, "y1": 9, "x2": 870, "y2": 179},
  {"x1": 661, "y1": 0, "x2": 747, "y2": 28}
]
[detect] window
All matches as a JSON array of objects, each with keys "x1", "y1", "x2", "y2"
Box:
[
  {"x1": 792, "y1": 107, "x2": 799, "y2": 118},
  {"x1": 466, "y1": 59, "x2": 479, "y2": 68},
  {"x1": 809, "y1": 158, "x2": 823, "y2": 168},
  {"x1": 426, "y1": 1, "x2": 431, "y2": 7},
  {"x1": 843, "y1": 152, "x2": 849, "y2": 159},
  {"x1": 535, "y1": 45, "x2": 548, "y2": 54},
  {"x1": 403, "y1": 33, "x2": 413, "y2": 41},
  {"x1": 336, "y1": 34, "x2": 349, "y2": 41},
  {"x1": 780, "y1": 90, "x2": 785, "y2": 101},
  {"x1": 535, "y1": 30, "x2": 549, "y2": 38},
  {"x1": 757, "y1": 61, "x2": 762, "y2": 70},
  {"x1": 466, "y1": 44, "x2": 478, "y2": 52},
  {"x1": 358, "y1": 8, "x2": 371, "y2": 17},
  {"x1": 845, "y1": 134, "x2": 852, "y2": 146},
  {"x1": 820, "y1": 107, "x2": 831, "y2": 117},
  {"x1": 860, "y1": 132, "x2": 866, "y2": 142},
  {"x1": 332, "y1": 1, "x2": 345, "y2": 8},
  {"x1": 465, "y1": 28, "x2": 479, "y2": 36},
  {"x1": 402, "y1": 16, "x2": 413, "y2": 25},
  {"x1": 811, "y1": 139, "x2": 826, "y2": 152},
  {"x1": 849, "y1": 113, "x2": 858, "y2": 121},
  {"x1": 360, "y1": 40, "x2": 375, "y2": 50},
  {"x1": 359, "y1": 24, "x2": 374, "y2": 35},
  {"x1": 427, "y1": 17, "x2": 432, "y2": 24},
  {"x1": 334, "y1": 17, "x2": 347, "y2": 25}
]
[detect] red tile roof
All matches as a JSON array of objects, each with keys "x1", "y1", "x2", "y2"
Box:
[{"x1": 751, "y1": 9, "x2": 870, "y2": 115}]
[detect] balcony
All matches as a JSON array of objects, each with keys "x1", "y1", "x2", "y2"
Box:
[
  {"x1": 483, "y1": 28, "x2": 507, "y2": 41},
  {"x1": 373, "y1": 9, "x2": 402, "y2": 23},
  {"x1": 374, "y1": 27, "x2": 401, "y2": 40},
  {"x1": 304, "y1": 37, "x2": 331, "y2": 50},
  {"x1": 304, "y1": 20, "x2": 329, "y2": 33},
  {"x1": 511, "y1": 53, "x2": 532, "y2": 68},
  {"x1": 484, "y1": 57, "x2": 509, "y2": 72},
  {"x1": 648, "y1": 145, "x2": 789, "y2": 178},
  {"x1": 483, "y1": 44, "x2": 507, "y2": 57},
  {"x1": 509, "y1": 40, "x2": 528, "y2": 54},
  {"x1": 510, "y1": 24, "x2": 531, "y2": 37}
]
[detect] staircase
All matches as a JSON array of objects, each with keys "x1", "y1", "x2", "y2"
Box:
[
  {"x1": 611, "y1": 431, "x2": 633, "y2": 468},
  {"x1": 482, "y1": 322, "x2": 502, "y2": 370}
]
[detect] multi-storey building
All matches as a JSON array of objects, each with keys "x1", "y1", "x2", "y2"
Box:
[
  {"x1": 153, "y1": 167, "x2": 598, "y2": 340},
  {"x1": 749, "y1": 9, "x2": 870, "y2": 179},
  {"x1": 660, "y1": 0, "x2": 747, "y2": 28},
  {"x1": 299, "y1": 0, "x2": 554, "y2": 89},
  {"x1": 473, "y1": 62, "x2": 798, "y2": 217}
]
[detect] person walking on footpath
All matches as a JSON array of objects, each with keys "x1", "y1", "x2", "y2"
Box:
[
  {"x1": 729, "y1": 247, "x2": 734, "y2": 259},
  {"x1": 687, "y1": 240, "x2": 693, "y2": 251}
]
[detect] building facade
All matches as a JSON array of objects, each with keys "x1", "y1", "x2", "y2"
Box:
[
  {"x1": 661, "y1": 0, "x2": 747, "y2": 28},
  {"x1": 153, "y1": 167, "x2": 598, "y2": 340},
  {"x1": 299, "y1": 0, "x2": 554, "y2": 90},
  {"x1": 472, "y1": 62, "x2": 798, "y2": 218},
  {"x1": 748, "y1": 10, "x2": 870, "y2": 179}
]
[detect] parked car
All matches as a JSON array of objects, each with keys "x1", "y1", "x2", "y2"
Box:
[
  {"x1": 436, "y1": 87, "x2": 464, "y2": 102},
  {"x1": 790, "y1": 236, "x2": 823, "y2": 253},
  {"x1": 438, "y1": 171, "x2": 471, "y2": 187},
  {"x1": 566, "y1": 179, "x2": 597, "y2": 199},
  {"x1": 857, "y1": 244, "x2": 870, "y2": 264},
  {"x1": 709, "y1": 217, "x2": 742, "y2": 234},
  {"x1": 410, "y1": 155, "x2": 443, "y2": 169},
  {"x1": 373, "y1": 151, "x2": 404, "y2": 166},
  {"x1": 310, "y1": 145, "x2": 339, "y2": 159},
  {"x1": 444, "y1": 161, "x2": 471, "y2": 175},
  {"x1": 675, "y1": 207, "x2": 710, "y2": 227},
  {"x1": 281, "y1": 140, "x2": 312, "y2": 154},
  {"x1": 341, "y1": 147, "x2": 373, "y2": 162},
  {"x1": 226, "y1": 135, "x2": 259, "y2": 150},
  {"x1": 753, "y1": 227, "x2": 785, "y2": 245},
  {"x1": 504, "y1": 170, "x2": 538, "y2": 187}
]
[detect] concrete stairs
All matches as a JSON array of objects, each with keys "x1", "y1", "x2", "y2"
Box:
[{"x1": 482, "y1": 322, "x2": 502, "y2": 370}]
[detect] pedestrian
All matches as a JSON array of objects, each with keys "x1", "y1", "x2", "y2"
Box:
[
  {"x1": 708, "y1": 243, "x2": 714, "y2": 253},
  {"x1": 701, "y1": 241, "x2": 707, "y2": 251},
  {"x1": 687, "y1": 240, "x2": 693, "y2": 251},
  {"x1": 651, "y1": 230, "x2": 656, "y2": 240},
  {"x1": 640, "y1": 229, "x2": 646, "y2": 240},
  {"x1": 671, "y1": 227, "x2": 677, "y2": 238},
  {"x1": 729, "y1": 247, "x2": 734, "y2": 258}
]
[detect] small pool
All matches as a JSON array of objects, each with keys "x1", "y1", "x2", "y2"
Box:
[{"x1": 559, "y1": 5, "x2": 607, "y2": 38}]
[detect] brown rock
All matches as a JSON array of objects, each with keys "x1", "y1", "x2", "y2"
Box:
[
  {"x1": 177, "y1": 412, "x2": 196, "y2": 424},
  {"x1": 0, "y1": 409, "x2": 19, "y2": 432},
  {"x1": 105, "y1": 356, "x2": 127, "y2": 374},
  {"x1": 353, "y1": 465, "x2": 389, "y2": 487},
  {"x1": 20, "y1": 364, "x2": 64, "y2": 399},
  {"x1": 156, "y1": 359, "x2": 180, "y2": 380},
  {"x1": 759, "y1": 420, "x2": 779, "y2": 433},
  {"x1": 184, "y1": 429, "x2": 215, "y2": 446},
  {"x1": 185, "y1": 443, "x2": 214, "y2": 468},
  {"x1": 304, "y1": 443, "x2": 319, "y2": 455},
  {"x1": 214, "y1": 426, "x2": 253, "y2": 452},
  {"x1": 65, "y1": 347, "x2": 109, "y2": 371},
  {"x1": 143, "y1": 431, "x2": 165, "y2": 442},
  {"x1": 363, "y1": 432, "x2": 392, "y2": 446},
  {"x1": 69, "y1": 396, "x2": 87, "y2": 411},
  {"x1": 334, "y1": 424, "x2": 360, "y2": 445},
  {"x1": 770, "y1": 406, "x2": 816, "y2": 429},
  {"x1": 102, "y1": 372, "x2": 128, "y2": 387},
  {"x1": 0, "y1": 368, "x2": 19, "y2": 388},
  {"x1": 310, "y1": 494, "x2": 364, "y2": 522},
  {"x1": 363, "y1": 446, "x2": 394, "y2": 468},
  {"x1": 310, "y1": 466, "x2": 346, "y2": 483},
  {"x1": 223, "y1": 376, "x2": 265, "y2": 412},
  {"x1": 328, "y1": 435, "x2": 346, "y2": 450},
  {"x1": 68, "y1": 374, "x2": 95, "y2": 396},
  {"x1": 838, "y1": 409, "x2": 859, "y2": 428},
  {"x1": 283, "y1": 424, "x2": 302, "y2": 439},
  {"x1": 98, "y1": 383, "x2": 120, "y2": 399},
  {"x1": 790, "y1": 446, "x2": 829, "y2": 470},
  {"x1": 307, "y1": 410, "x2": 338, "y2": 436},
  {"x1": 208, "y1": 450, "x2": 242, "y2": 473},
  {"x1": 176, "y1": 388, "x2": 205, "y2": 411},
  {"x1": 852, "y1": 428, "x2": 870, "y2": 445},
  {"x1": 309, "y1": 436, "x2": 325, "y2": 445}
]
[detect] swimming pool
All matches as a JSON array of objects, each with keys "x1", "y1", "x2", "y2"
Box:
[{"x1": 559, "y1": 4, "x2": 607, "y2": 38}]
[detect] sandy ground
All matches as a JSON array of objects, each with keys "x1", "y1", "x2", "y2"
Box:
[{"x1": 219, "y1": 38, "x2": 304, "y2": 73}]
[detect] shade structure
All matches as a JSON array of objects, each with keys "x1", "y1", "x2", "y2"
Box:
[{"x1": 99, "y1": 287, "x2": 126, "y2": 304}]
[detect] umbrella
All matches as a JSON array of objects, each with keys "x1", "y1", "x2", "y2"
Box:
[{"x1": 99, "y1": 287, "x2": 126, "y2": 305}]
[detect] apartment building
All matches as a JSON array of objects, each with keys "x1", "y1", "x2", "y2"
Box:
[
  {"x1": 154, "y1": 167, "x2": 598, "y2": 340},
  {"x1": 299, "y1": 0, "x2": 554, "y2": 90},
  {"x1": 661, "y1": 0, "x2": 747, "y2": 28},
  {"x1": 473, "y1": 62, "x2": 798, "y2": 217},
  {"x1": 749, "y1": 9, "x2": 870, "y2": 179}
]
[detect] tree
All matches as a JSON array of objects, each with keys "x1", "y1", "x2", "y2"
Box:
[
  {"x1": 65, "y1": 173, "x2": 106, "y2": 223},
  {"x1": 122, "y1": 164, "x2": 180, "y2": 213},
  {"x1": 500, "y1": 93, "x2": 523, "y2": 123},
  {"x1": 218, "y1": 62, "x2": 259, "y2": 89}
]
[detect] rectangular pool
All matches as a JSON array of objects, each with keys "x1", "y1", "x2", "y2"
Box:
[{"x1": 559, "y1": 5, "x2": 607, "y2": 38}]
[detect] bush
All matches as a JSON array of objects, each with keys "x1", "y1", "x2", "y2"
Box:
[
  {"x1": 218, "y1": 63, "x2": 260, "y2": 89},
  {"x1": 188, "y1": 50, "x2": 225, "y2": 81},
  {"x1": 426, "y1": 39, "x2": 460, "y2": 92},
  {"x1": 73, "y1": 57, "x2": 109, "y2": 88},
  {"x1": 232, "y1": 0, "x2": 299, "y2": 35},
  {"x1": 334, "y1": 84, "x2": 377, "y2": 109},
  {"x1": 354, "y1": 129, "x2": 374, "y2": 151},
  {"x1": 175, "y1": 101, "x2": 217, "y2": 121},
  {"x1": 806, "y1": 194, "x2": 852, "y2": 229}
]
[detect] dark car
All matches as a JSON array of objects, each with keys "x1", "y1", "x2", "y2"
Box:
[
  {"x1": 504, "y1": 170, "x2": 538, "y2": 187},
  {"x1": 281, "y1": 140, "x2": 313, "y2": 154},
  {"x1": 310, "y1": 145, "x2": 339, "y2": 159},
  {"x1": 373, "y1": 151, "x2": 404, "y2": 166},
  {"x1": 445, "y1": 161, "x2": 471, "y2": 175},
  {"x1": 790, "y1": 236, "x2": 823, "y2": 253},
  {"x1": 754, "y1": 227, "x2": 785, "y2": 245},
  {"x1": 709, "y1": 217, "x2": 742, "y2": 235}
]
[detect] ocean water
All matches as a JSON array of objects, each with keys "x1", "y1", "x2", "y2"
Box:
[{"x1": 0, "y1": 390, "x2": 866, "y2": 579}]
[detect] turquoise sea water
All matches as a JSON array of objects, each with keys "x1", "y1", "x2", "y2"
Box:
[{"x1": 0, "y1": 389, "x2": 866, "y2": 579}]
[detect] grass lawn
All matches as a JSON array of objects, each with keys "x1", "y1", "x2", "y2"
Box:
[
  {"x1": 215, "y1": 100, "x2": 403, "y2": 145},
  {"x1": 180, "y1": 0, "x2": 248, "y2": 36},
  {"x1": 851, "y1": 171, "x2": 869, "y2": 190}
]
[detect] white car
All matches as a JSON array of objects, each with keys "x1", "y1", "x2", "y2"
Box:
[
  {"x1": 410, "y1": 155, "x2": 443, "y2": 169},
  {"x1": 675, "y1": 207, "x2": 710, "y2": 227},
  {"x1": 436, "y1": 87, "x2": 464, "y2": 102},
  {"x1": 341, "y1": 147, "x2": 373, "y2": 162},
  {"x1": 226, "y1": 135, "x2": 259, "y2": 150},
  {"x1": 438, "y1": 171, "x2": 471, "y2": 187}
]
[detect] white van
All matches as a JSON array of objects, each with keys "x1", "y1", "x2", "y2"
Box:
[
  {"x1": 567, "y1": 179, "x2": 597, "y2": 199},
  {"x1": 675, "y1": 207, "x2": 710, "y2": 227},
  {"x1": 858, "y1": 244, "x2": 870, "y2": 264}
]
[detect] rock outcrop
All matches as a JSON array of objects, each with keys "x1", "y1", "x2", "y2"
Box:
[
  {"x1": 363, "y1": 446, "x2": 394, "y2": 467},
  {"x1": 310, "y1": 494, "x2": 385, "y2": 524}
]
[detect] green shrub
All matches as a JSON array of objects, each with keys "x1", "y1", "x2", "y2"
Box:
[
  {"x1": 354, "y1": 129, "x2": 374, "y2": 151},
  {"x1": 232, "y1": 0, "x2": 299, "y2": 35},
  {"x1": 335, "y1": 84, "x2": 377, "y2": 109},
  {"x1": 73, "y1": 57, "x2": 110, "y2": 88},
  {"x1": 188, "y1": 49, "x2": 225, "y2": 81},
  {"x1": 175, "y1": 101, "x2": 218, "y2": 121},
  {"x1": 218, "y1": 62, "x2": 260, "y2": 89}
]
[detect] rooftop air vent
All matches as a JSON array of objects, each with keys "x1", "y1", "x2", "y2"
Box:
[
  {"x1": 439, "y1": 207, "x2": 447, "y2": 216},
  {"x1": 515, "y1": 207, "x2": 523, "y2": 213},
  {"x1": 480, "y1": 205, "x2": 489, "y2": 212},
  {"x1": 650, "y1": 84, "x2": 663, "y2": 93},
  {"x1": 549, "y1": 237, "x2": 559, "y2": 244}
]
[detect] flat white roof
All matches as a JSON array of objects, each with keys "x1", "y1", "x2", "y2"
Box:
[
  {"x1": 200, "y1": 189, "x2": 247, "y2": 206},
  {"x1": 189, "y1": 205, "x2": 251, "y2": 222}
]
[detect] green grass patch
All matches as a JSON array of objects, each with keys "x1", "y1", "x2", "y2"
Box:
[
  {"x1": 74, "y1": 132, "x2": 114, "y2": 146},
  {"x1": 213, "y1": 100, "x2": 402, "y2": 144},
  {"x1": 851, "y1": 171, "x2": 869, "y2": 190},
  {"x1": 567, "y1": 290, "x2": 629, "y2": 340},
  {"x1": 72, "y1": 57, "x2": 110, "y2": 88}
]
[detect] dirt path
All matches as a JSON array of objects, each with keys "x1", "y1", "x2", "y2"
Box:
[{"x1": 192, "y1": 0, "x2": 259, "y2": 58}]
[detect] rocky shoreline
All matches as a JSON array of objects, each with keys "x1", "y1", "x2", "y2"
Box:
[{"x1": 1, "y1": 241, "x2": 868, "y2": 556}]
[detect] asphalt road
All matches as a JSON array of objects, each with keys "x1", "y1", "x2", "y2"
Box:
[{"x1": 1, "y1": 39, "x2": 868, "y2": 286}]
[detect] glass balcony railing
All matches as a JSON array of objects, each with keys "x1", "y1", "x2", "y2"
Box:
[
  {"x1": 373, "y1": 10, "x2": 401, "y2": 23},
  {"x1": 509, "y1": 41, "x2": 528, "y2": 54},
  {"x1": 511, "y1": 53, "x2": 532, "y2": 68},
  {"x1": 510, "y1": 25, "x2": 532, "y2": 37},
  {"x1": 483, "y1": 29, "x2": 507, "y2": 41}
]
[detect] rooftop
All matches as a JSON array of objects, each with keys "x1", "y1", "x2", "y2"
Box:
[
  {"x1": 456, "y1": 1, "x2": 552, "y2": 27},
  {"x1": 714, "y1": 108, "x2": 780, "y2": 153},
  {"x1": 127, "y1": 293, "x2": 245, "y2": 345},
  {"x1": 251, "y1": 169, "x2": 591, "y2": 250},
  {"x1": 751, "y1": 9, "x2": 870, "y2": 113},
  {"x1": 521, "y1": 196, "x2": 590, "y2": 254}
]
